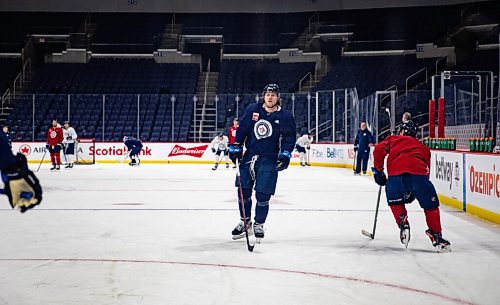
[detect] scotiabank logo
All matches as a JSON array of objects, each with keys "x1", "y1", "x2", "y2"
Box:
[
  {"x1": 89, "y1": 145, "x2": 152, "y2": 156},
  {"x1": 469, "y1": 164, "x2": 500, "y2": 198},
  {"x1": 168, "y1": 145, "x2": 208, "y2": 158}
]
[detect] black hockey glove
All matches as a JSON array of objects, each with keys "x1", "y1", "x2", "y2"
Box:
[
  {"x1": 228, "y1": 144, "x2": 243, "y2": 164},
  {"x1": 211, "y1": 148, "x2": 216, "y2": 153},
  {"x1": 306, "y1": 146, "x2": 310, "y2": 150},
  {"x1": 354, "y1": 145, "x2": 358, "y2": 152},
  {"x1": 1, "y1": 153, "x2": 42, "y2": 213},
  {"x1": 45, "y1": 144, "x2": 50, "y2": 149},
  {"x1": 276, "y1": 151, "x2": 291, "y2": 171},
  {"x1": 66, "y1": 136, "x2": 72, "y2": 141},
  {"x1": 371, "y1": 167, "x2": 387, "y2": 186}
]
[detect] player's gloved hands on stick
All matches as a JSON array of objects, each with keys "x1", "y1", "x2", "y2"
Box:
[
  {"x1": 371, "y1": 167, "x2": 387, "y2": 186},
  {"x1": 1, "y1": 153, "x2": 42, "y2": 213},
  {"x1": 45, "y1": 144, "x2": 50, "y2": 149},
  {"x1": 66, "y1": 136, "x2": 72, "y2": 141},
  {"x1": 228, "y1": 144, "x2": 243, "y2": 164},
  {"x1": 306, "y1": 146, "x2": 310, "y2": 150},
  {"x1": 354, "y1": 145, "x2": 358, "y2": 152},
  {"x1": 276, "y1": 151, "x2": 291, "y2": 171},
  {"x1": 211, "y1": 148, "x2": 216, "y2": 153}
]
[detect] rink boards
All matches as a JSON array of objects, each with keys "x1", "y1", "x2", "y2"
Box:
[{"x1": 11, "y1": 141, "x2": 500, "y2": 224}]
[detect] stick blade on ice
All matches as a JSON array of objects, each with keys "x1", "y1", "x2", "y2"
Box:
[{"x1": 361, "y1": 229, "x2": 374, "y2": 239}]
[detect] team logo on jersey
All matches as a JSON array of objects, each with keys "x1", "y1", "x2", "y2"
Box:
[
  {"x1": 253, "y1": 119, "x2": 273, "y2": 140},
  {"x1": 50, "y1": 130, "x2": 57, "y2": 138},
  {"x1": 252, "y1": 112, "x2": 260, "y2": 121}
]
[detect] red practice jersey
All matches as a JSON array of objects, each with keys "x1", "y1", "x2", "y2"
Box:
[
  {"x1": 373, "y1": 135, "x2": 431, "y2": 176},
  {"x1": 228, "y1": 125, "x2": 238, "y2": 144},
  {"x1": 47, "y1": 126, "x2": 64, "y2": 146}
]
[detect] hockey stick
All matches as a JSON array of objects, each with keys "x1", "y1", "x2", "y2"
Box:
[
  {"x1": 361, "y1": 185, "x2": 382, "y2": 239},
  {"x1": 352, "y1": 150, "x2": 357, "y2": 173},
  {"x1": 35, "y1": 150, "x2": 47, "y2": 172},
  {"x1": 235, "y1": 159, "x2": 255, "y2": 252}
]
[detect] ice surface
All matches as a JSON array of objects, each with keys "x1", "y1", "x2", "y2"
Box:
[{"x1": 0, "y1": 164, "x2": 498, "y2": 305}]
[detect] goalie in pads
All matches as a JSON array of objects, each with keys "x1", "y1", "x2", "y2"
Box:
[{"x1": 0, "y1": 132, "x2": 42, "y2": 212}]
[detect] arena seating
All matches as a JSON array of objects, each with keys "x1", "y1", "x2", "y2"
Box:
[
  {"x1": 5, "y1": 93, "x2": 194, "y2": 142},
  {"x1": 314, "y1": 55, "x2": 434, "y2": 98},
  {"x1": 218, "y1": 59, "x2": 315, "y2": 94},
  {"x1": 27, "y1": 59, "x2": 199, "y2": 94}
]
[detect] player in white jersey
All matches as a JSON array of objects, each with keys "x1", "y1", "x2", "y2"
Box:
[
  {"x1": 295, "y1": 132, "x2": 313, "y2": 166},
  {"x1": 62, "y1": 121, "x2": 78, "y2": 168},
  {"x1": 210, "y1": 133, "x2": 230, "y2": 170}
]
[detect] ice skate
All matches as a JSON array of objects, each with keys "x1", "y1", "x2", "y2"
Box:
[
  {"x1": 232, "y1": 220, "x2": 253, "y2": 240},
  {"x1": 305, "y1": 163, "x2": 311, "y2": 166},
  {"x1": 232, "y1": 164, "x2": 237, "y2": 169},
  {"x1": 65, "y1": 164, "x2": 71, "y2": 169},
  {"x1": 253, "y1": 223, "x2": 264, "y2": 243},
  {"x1": 50, "y1": 165, "x2": 56, "y2": 171},
  {"x1": 226, "y1": 163, "x2": 230, "y2": 168},
  {"x1": 129, "y1": 159, "x2": 137, "y2": 166},
  {"x1": 399, "y1": 214, "x2": 410, "y2": 248},
  {"x1": 212, "y1": 164, "x2": 218, "y2": 171},
  {"x1": 425, "y1": 229, "x2": 451, "y2": 252},
  {"x1": 300, "y1": 162, "x2": 305, "y2": 166},
  {"x1": 56, "y1": 165, "x2": 60, "y2": 170}
]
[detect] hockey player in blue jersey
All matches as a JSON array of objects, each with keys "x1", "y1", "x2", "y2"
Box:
[
  {"x1": 123, "y1": 136, "x2": 143, "y2": 166},
  {"x1": 228, "y1": 84, "x2": 296, "y2": 242},
  {"x1": 0, "y1": 131, "x2": 42, "y2": 212}
]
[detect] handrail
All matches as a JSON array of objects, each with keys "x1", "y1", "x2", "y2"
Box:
[
  {"x1": 418, "y1": 122, "x2": 430, "y2": 140},
  {"x1": 299, "y1": 72, "x2": 312, "y2": 93},
  {"x1": 22, "y1": 58, "x2": 32, "y2": 83},
  {"x1": 1, "y1": 88, "x2": 11, "y2": 114},
  {"x1": 310, "y1": 120, "x2": 332, "y2": 133},
  {"x1": 435, "y1": 56, "x2": 446, "y2": 75},
  {"x1": 379, "y1": 113, "x2": 428, "y2": 138},
  {"x1": 12, "y1": 73, "x2": 21, "y2": 98},
  {"x1": 379, "y1": 85, "x2": 398, "y2": 106},
  {"x1": 405, "y1": 68, "x2": 428, "y2": 96},
  {"x1": 198, "y1": 60, "x2": 211, "y2": 141}
]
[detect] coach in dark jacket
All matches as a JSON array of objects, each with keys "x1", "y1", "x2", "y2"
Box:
[{"x1": 354, "y1": 122, "x2": 375, "y2": 175}]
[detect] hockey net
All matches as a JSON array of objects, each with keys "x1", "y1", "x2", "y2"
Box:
[{"x1": 75, "y1": 138, "x2": 96, "y2": 165}]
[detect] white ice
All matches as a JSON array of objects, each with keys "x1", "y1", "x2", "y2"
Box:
[{"x1": 0, "y1": 163, "x2": 499, "y2": 305}]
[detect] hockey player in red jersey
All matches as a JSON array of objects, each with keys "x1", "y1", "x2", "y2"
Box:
[
  {"x1": 372, "y1": 119, "x2": 451, "y2": 252},
  {"x1": 228, "y1": 118, "x2": 239, "y2": 168},
  {"x1": 228, "y1": 117, "x2": 239, "y2": 144},
  {"x1": 46, "y1": 119, "x2": 64, "y2": 171}
]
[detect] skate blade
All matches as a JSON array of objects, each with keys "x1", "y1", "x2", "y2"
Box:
[
  {"x1": 232, "y1": 231, "x2": 253, "y2": 240},
  {"x1": 401, "y1": 229, "x2": 410, "y2": 248},
  {"x1": 436, "y1": 245, "x2": 451, "y2": 253}
]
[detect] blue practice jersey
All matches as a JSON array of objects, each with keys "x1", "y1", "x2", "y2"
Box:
[
  {"x1": 235, "y1": 103, "x2": 296, "y2": 159},
  {"x1": 0, "y1": 132, "x2": 15, "y2": 170},
  {"x1": 124, "y1": 138, "x2": 143, "y2": 151}
]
